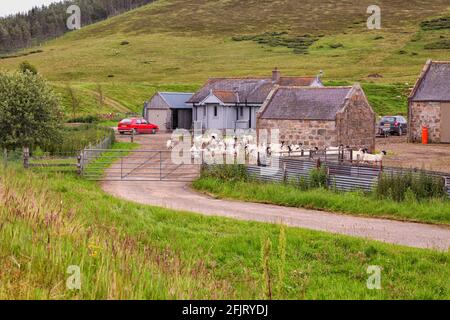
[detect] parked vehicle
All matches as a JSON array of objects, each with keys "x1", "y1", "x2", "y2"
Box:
[
  {"x1": 118, "y1": 118, "x2": 159, "y2": 135},
  {"x1": 379, "y1": 116, "x2": 408, "y2": 136}
]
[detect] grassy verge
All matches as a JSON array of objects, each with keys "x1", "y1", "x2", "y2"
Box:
[
  {"x1": 192, "y1": 178, "x2": 450, "y2": 225},
  {"x1": 0, "y1": 143, "x2": 449, "y2": 299}
]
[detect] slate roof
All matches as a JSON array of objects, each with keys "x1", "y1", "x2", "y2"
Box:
[
  {"x1": 188, "y1": 76, "x2": 321, "y2": 104},
  {"x1": 259, "y1": 86, "x2": 353, "y2": 121},
  {"x1": 211, "y1": 90, "x2": 239, "y2": 104},
  {"x1": 410, "y1": 61, "x2": 450, "y2": 102},
  {"x1": 158, "y1": 92, "x2": 194, "y2": 109}
]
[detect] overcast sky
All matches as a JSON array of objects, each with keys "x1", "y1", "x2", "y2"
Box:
[{"x1": 0, "y1": 0, "x2": 64, "y2": 17}]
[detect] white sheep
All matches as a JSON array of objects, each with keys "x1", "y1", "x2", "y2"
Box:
[{"x1": 362, "y1": 151, "x2": 387, "y2": 163}]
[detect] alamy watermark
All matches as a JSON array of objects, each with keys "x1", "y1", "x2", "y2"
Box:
[
  {"x1": 66, "y1": 5, "x2": 81, "y2": 30},
  {"x1": 366, "y1": 265, "x2": 382, "y2": 290},
  {"x1": 367, "y1": 5, "x2": 381, "y2": 30},
  {"x1": 66, "y1": 265, "x2": 81, "y2": 290}
]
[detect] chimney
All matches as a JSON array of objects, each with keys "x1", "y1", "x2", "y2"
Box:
[{"x1": 272, "y1": 67, "x2": 281, "y2": 83}]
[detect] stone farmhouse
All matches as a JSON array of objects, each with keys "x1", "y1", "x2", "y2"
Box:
[
  {"x1": 187, "y1": 69, "x2": 323, "y2": 130},
  {"x1": 144, "y1": 68, "x2": 376, "y2": 150},
  {"x1": 408, "y1": 60, "x2": 450, "y2": 143},
  {"x1": 257, "y1": 84, "x2": 376, "y2": 151}
]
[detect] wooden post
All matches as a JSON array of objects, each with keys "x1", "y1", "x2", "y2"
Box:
[
  {"x1": 77, "y1": 153, "x2": 82, "y2": 176},
  {"x1": 282, "y1": 162, "x2": 287, "y2": 183},
  {"x1": 316, "y1": 158, "x2": 321, "y2": 169},
  {"x1": 131, "y1": 130, "x2": 135, "y2": 143},
  {"x1": 23, "y1": 146, "x2": 30, "y2": 169}
]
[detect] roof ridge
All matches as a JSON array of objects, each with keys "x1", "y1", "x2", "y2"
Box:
[
  {"x1": 208, "y1": 77, "x2": 271, "y2": 80},
  {"x1": 159, "y1": 92, "x2": 194, "y2": 95},
  {"x1": 279, "y1": 76, "x2": 316, "y2": 79},
  {"x1": 277, "y1": 85, "x2": 353, "y2": 89}
]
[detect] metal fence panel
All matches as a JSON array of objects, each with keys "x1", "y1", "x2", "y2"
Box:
[{"x1": 246, "y1": 157, "x2": 450, "y2": 198}]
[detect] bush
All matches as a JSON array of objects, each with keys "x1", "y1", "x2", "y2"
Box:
[
  {"x1": 420, "y1": 16, "x2": 450, "y2": 31},
  {"x1": 232, "y1": 32, "x2": 318, "y2": 54},
  {"x1": 38, "y1": 124, "x2": 115, "y2": 156},
  {"x1": 201, "y1": 164, "x2": 248, "y2": 182},
  {"x1": 329, "y1": 43, "x2": 344, "y2": 49},
  {"x1": 19, "y1": 61, "x2": 38, "y2": 74},
  {"x1": 424, "y1": 40, "x2": 450, "y2": 50},
  {"x1": 308, "y1": 166, "x2": 328, "y2": 189},
  {"x1": 376, "y1": 172, "x2": 446, "y2": 202},
  {"x1": 67, "y1": 115, "x2": 100, "y2": 123}
]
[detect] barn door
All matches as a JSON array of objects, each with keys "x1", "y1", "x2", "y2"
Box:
[{"x1": 441, "y1": 103, "x2": 450, "y2": 143}]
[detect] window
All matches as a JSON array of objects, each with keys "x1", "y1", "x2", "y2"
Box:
[
  {"x1": 214, "y1": 106, "x2": 218, "y2": 117},
  {"x1": 203, "y1": 107, "x2": 207, "y2": 117},
  {"x1": 141, "y1": 119, "x2": 148, "y2": 124},
  {"x1": 240, "y1": 107, "x2": 244, "y2": 117}
]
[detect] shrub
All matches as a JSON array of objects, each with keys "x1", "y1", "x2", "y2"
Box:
[
  {"x1": 232, "y1": 32, "x2": 318, "y2": 54},
  {"x1": 424, "y1": 40, "x2": 450, "y2": 50},
  {"x1": 67, "y1": 115, "x2": 100, "y2": 123},
  {"x1": 308, "y1": 166, "x2": 328, "y2": 189},
  {"x1": 19, "y1": 61, "x2": 38, "y2": 74},
  {"x1": 420, "y1": 16, "x2": 450, "y2": 31},
  {"x1": 201, "y1": 164, "x2": 248, "y2": 182},
  {"x1": 329, "y1": 43, "x2": 344, "y2": 49},
  {"x1": 376, "y1": 172, "x2": 446, "y2": 202},
  {"x1": 38, "y1": 124, "x2": 115, "y2": 156}
]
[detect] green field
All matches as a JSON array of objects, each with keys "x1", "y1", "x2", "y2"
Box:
[
  {"x1": 0, "y1": 0, "x2": 449, "y2": 117},
  {"x1": 0, "y1": 142, "x2": 449, "y2": 299}
]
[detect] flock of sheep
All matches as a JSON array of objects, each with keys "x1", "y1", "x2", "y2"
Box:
[{"x1": 166, "y1": 133, "x2": 387, "y2": 164}]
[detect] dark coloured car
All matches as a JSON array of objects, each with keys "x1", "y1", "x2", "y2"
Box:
[{"x1": 379, "y1": 116, "x2": 408, "y2": 136}]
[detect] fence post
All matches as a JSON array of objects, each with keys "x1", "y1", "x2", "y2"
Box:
[
  {"x1": 282, "y1": 162, "x2": 287, "y2": 183},
  {"x1": 23, "y1": 147, "x2": 30, "y2": 169},
  {"x1": 131, "y1": 130, "x2": 135, "y2": 143},
  {"x1": 77, "y1": 151, "x2": 83, "y2": 176}
]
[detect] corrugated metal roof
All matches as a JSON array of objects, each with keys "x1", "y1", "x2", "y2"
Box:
[
  {"x1": 260, "y1": 86, "x2": 353, "y2": 120},
  {"x1": 188, "y1": 76, "x2": 321, "y2": 104},
  {"x1": 411, "y1": 61, "x2": 450, "y2": 102},
  {"x1": 159, "y1": 92, "x2": 194, "y2": 109}
]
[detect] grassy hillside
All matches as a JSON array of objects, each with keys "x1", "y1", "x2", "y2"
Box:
[{"x1": 0, "y1": 0, "x2": 449, "y2": 116}]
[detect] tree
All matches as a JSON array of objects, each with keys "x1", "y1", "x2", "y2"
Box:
[
  {"x1": 19, "y1": 61, "x2": 38, "y2": 74},
  {"x1": 67, "y1": 84, "x2": 80, "y2": 118},
  {"x1": 0, "y1": 71, "x2": 62, "y2": 153}
]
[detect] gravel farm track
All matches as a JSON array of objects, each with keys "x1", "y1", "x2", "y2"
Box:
[{"x1": 102, "y1": 132, "x2": 450, "y2": 251}]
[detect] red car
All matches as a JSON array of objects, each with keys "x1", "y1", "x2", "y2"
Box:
[{"x1": 118, "y1": 118, "x2": 159, "y2": 135}]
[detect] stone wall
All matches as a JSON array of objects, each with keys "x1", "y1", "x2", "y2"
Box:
[
  {"x1": 256, "y1": 87, "x2": 376, "y2": 151},
  {"x1": 336, "y1": 87, "x2": 376, "y2": 152},
  {"x1": 256, "y1": 118, "x2": 337, "y2": 148},
  {"x1": 408, "y1": 101, "x2": 441, "y2": 143}
]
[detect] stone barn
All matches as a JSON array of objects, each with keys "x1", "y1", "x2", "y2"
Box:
[
  {"x1": 257, "y1": 84, "x2": 376, "y2": 151},
  {"x1": 144, "y1": 92, "x2": 194, "y2": 131},
  {"x1": 408, "y1": 60, "x2": 450, "y2": 143}
]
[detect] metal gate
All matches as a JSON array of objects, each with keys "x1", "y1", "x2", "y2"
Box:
[{"x1": 81, "y1": 149, "x2": 201, "y2": 181}]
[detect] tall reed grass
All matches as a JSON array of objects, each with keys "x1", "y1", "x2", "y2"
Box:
[{"x1": 0, "y1": 168, "x2": 232, "y2": 299}]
